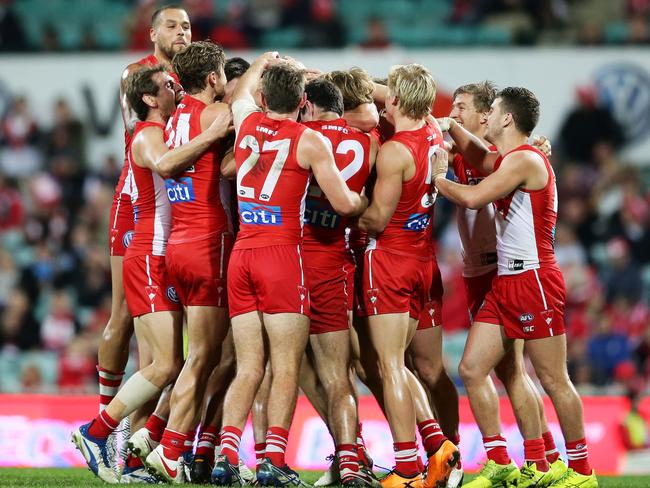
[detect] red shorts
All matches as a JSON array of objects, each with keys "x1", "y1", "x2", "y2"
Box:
[
  {"x1": 474, "y1": 267, "x2": 566, "y2": 340},
  {"x1": 227, "y1": 244, "x2": 310, "y2": 318},
  {"x1": 109, "y1": 193, "x2": 134, "y2": 257},
  {"x1": 123, "y1": 254, "x2": 182, "y2": 317},
  {"x1": 417, "y1": 260, "x2": 444, "y2": 330},
  {"x1": 362, "y1": 249, "x2": 432, "y2": 320},
  {"x1": 305, "y1": 265, "x2": 351, "y2": 335},
  {"x1": 166, "y1": 233, "x2": 233, "y2": 307},
  {"x1": 463, "y1": 268, "x2": 497, "y2": 322}
]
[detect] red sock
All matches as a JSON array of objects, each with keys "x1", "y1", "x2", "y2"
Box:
[
  {"x1": 185, "y1": 430, "x2": 195, "y2": 455},
  {"x1": 265, "y1": 426, "x2": 289, "y2": 467},
  {"x1": 196, "y1": 425, "x2": 219, "y2": 459},
  {"x1": 418, "y1": 419, "x2": 447, "y2": 456},
  {"x1": 566, "y1": 438, "x2": 591, "y2": 475},
  {"x1": 542, "y1": 431, "x2": 560, "y2": 464},
  {"x1": 337, "y1": 443, "x2": 360, "y2": 480},
  {"x1": 394, "y1": 441, "x2": 419, "y2": 477},
  {"x1": 356, "y1": 423, "x2": 371, "y2": 466},
  {"x1": 483, "y1": 434, "x2": 510, "y2": 465},
  {"x1": 88, "y1": 409, "x2": 119, "y2": 439},
  {"x1": 160, "y1": 429, "x2": 189, "y2": 460},
  {"x1": 126, "y1": 452, "x2": 143, "y2": 469},
  {"x1": 416, "y1": 455, "x2": 424, "y2": 473},
  {"x1": 97, "y1": 366, "x2": 124, "y2": 412},
  {"x1": 524, "y1": 438, "x2": 549, "y2": 471},
  {"x1": 254, "y1": 442, "x2": 266, "y2": 467},
  {"x1": 144, "y1": 414, "x2": 167, "y2": 443},
  {"x1": 220, "y1": 426, "x2": 242, "y2": 465},
  {"x1": 451, "y1": 434, "x2": 460, "y2": 446}
]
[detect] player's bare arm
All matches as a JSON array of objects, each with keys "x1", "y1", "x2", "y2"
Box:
[
  {"x1": 220, "y1": 149, "x2": 236, "y2": 179},
  {"x1": 132, "y1": 120, "x2": 231, "y2": 177},
  {"x1": 343, "y1": 103, "x2": 380, "y2": 132},
  {"x1": 120, "y1": 63, "x2": 148, "y2": 135},
  {"x1": 371, "y1": 82, "x2": 389, "y2": 107},
  {"x1": 442, "y1": 117, "x2": 499, "y2": 174},
  {"x1": 299, "y1": 129, "x2": 367, "y2": 217},
  {"x1": 231, "y1": 52, "x2": 280, "y2": 129},
  {"x1": 434, "y1": 149, "x2": 547, "y2": 209},
  {"x1": 357, "y1": 140, "x2": 408, "y2": 232}
]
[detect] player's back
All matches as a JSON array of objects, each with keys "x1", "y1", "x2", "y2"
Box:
[
  {"x1": 126, "y1": 121, "x2": 172, "y2": 257},
  {"x1": 453, "y1": 151, "x2": 497, "y2": 277},
  {"x1": 492, "y1": 144, "x2": 559, "y2": 275},
  {"x1": 164, "y1": 95, "x2": 230, "y2": 243},
  {"x1": 233, "y1": 111, "x2": 309, "y2": 249},
  {"x1": 302, "y1": 118, "x2": 372, "y2": 264},
  {"x1": 370, "y1": 122, "x2": 443, "y2": 258}
]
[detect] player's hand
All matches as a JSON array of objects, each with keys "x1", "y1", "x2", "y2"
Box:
[
  {"x1": 437, "y1": 117, "x2": 453, "y2": 132},
  {"x1": 303, "y1": 68, "x2": 323, "y2": 81},
  {"x1": 280, "y1": 55, "x2": 306, "y2": 70},
  {"x1": 432, "y1": 148, "x2": 449, "y2": 184},
  {"x1": 208, "y1": 109, "x2": 233, "y2": 139},
  {"x1": 255, "y1": 51, "x2": 280, "y2": 70},
  {"x1": 532, "y1": 134, "x2": 552, "y2": 157}
]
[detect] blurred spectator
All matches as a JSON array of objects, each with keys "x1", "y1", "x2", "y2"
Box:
[
  {"x1": 79, "y1": 24, "x2": 100, "y2": 51},
  {"x1": 0, "y1": 176, "x2": 24, "y2": 231},
  {"x1": 601, "y1": 237, "x2": 643, "y2": 304},
  {"x1": 182, "y1": 0, "x2": 215, "y2": 40},
  {"x1": 126, "y1": 0, "x2": 157, "y2": 51},
  {"x1": 620, "y1": 391, "x2": 650, "y2": 449},
  {"x1": 0, "y1": 249, "x2": 19, "y2": 307},
  {"x1": 0, "y1": 0, "x2": 28, "y2": 51},
  {"x1": 40, "y1": 23, "x2": 62, "y2": 51},
  {"x1": 558, "y1": 85, "x2": 625, "y2": 164},
  {"x1": 0, "y1": 289, "x2": 40, "y2": 351},
  {"x1": 40, "y1": 289, "x2": 79, "y2": 351},
  {"x1": 299, "y1": 0, "x2": 346, "y2": 48},
  {"x1": 0, "y1": 96, "x2": 42, "y2": 178},
  {"x1": 359, "y1": 17, "x2": 391, "y2": 49},
  {"x1": 587, "y1": 314, "x2": 632, "y2": 385},
  {"x1": 628, "y1": 14, "x2": 650, "y2": 44},
  {"x1": 20, "y1": 363, "x2": 44, "y2": 392},
  {"x1": 209, "y1": 3, "x2": 251, "y2": 49},
  {"x1": 57, "y1": 335, "x2": 97, "y2": 392}
]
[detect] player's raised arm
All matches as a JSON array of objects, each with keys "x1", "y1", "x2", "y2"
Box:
[
  {"x1": 120, "y1": 63, "x2": 148, "y2": 135},
  {"x1": 441, "y1": 116, "x2": 498, "y2": 174},
  {"x1": 231, "y1": 51, "x2": 279, "y2": 131},
  {"x1": 298, "y1": 129, "x2": 367, "y2": 217},
  {"x1": 357, "y1": 140, "x2": 407, "y2": 232}
]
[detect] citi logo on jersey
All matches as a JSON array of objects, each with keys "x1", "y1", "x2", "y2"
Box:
[
  {"x1": 404, "y1": 213, "x2": 430, "y2": 231},
  {"x1": 165, "y1": 177, "x2": 195, "y2": 203},
  {"x1": 239, "y1": 201, "x2": 282, "y2": 225},
  {"x1": 304, "y1": 199, "x2": 340, "y2": 229}
]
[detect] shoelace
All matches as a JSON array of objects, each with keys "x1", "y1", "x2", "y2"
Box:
[
  {"x1": 477, "y1": 461, "x2": 499, "y2": 479},
  {"x1": 520, "y1": 464, "x2": 537, "y2": 480}
]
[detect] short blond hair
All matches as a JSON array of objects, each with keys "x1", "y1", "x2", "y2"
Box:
[
  {"x1": 324, "y1": 67, "x2": 374, "y2": 111},
  {"x1": 387, "y1": 64, "x2": 436, "y2": 119}
]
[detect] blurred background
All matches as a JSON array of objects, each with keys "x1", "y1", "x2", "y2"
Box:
[{"x1": 0, "y1": 0, "x2": 649, "y2": 473}]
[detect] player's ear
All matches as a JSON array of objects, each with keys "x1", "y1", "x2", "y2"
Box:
[
  {"x1": 503, "y1": 111, "x2": 513, "y2": 128},
  {"x1": 297, "y1": 92, "x2": 307, "y2": 110},
  {"x1": 479, "y1": 112, "x2": 488, "y2": 125},
  {"x1": 143, "y1": 93, "x2": 157, "y2": 109},
  {"x1": 260, "y1": 92, "x2": 268, "y2": 111},
  {"x1": 149, "y1": 26, "x2": 156, "y2": 43}
]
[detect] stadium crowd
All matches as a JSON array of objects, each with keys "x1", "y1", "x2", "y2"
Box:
[
  {"x1": 0, "y1": 74, "x2": 648, "y2": 397},
  {"x1": 1, "y1": 0, "x2": 650, "y2": 52}
]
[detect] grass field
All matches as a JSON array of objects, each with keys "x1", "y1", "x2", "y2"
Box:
[{"x1": 0, "y1": 469, "x2": 648, "y2": 487}]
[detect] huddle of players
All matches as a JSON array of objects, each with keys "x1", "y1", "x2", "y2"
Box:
[{"x1": 70, "y1": 5, "x2": 599, "y2": 488}]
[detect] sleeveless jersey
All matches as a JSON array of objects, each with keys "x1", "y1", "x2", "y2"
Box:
[
  {"x1": 164, "y1": 95, "x2": 231, "y2": 244},
  {"x1": 116, "y1": 55, "x2": 160, "y2": 200},
  {"x1": 126, "y1": 121, "x2": 172, "y2": 257},
  {"x1": 452, "y1": 150, "x2": 497, "y2": 277},
  {"x1": 492, "y1": 144, "x2": 559, "y2": 275},
  {"x1": 302, "y1": 118, "x2": 372, "y2": 266},
  {"x1": 233, "y1": 111, "x2": 310, "y2": 249},
  {"x1": 368, "y1": 122, "x2": 443, "y2": 258}
]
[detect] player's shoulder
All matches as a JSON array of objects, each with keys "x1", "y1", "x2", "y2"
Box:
[
  {"x1": 501, "y1": 145, "x2": 546, "y2": 168},
  {"x1": 378, "y1": 138, "x2": 412, "y2": 165},
  {"x1": 121, "y1": 57, "x2": 155, "y2": 83}
]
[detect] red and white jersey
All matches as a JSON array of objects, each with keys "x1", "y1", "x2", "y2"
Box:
[
  {"x1": 492, "y1": 144, "x2": 559, "y2": 275},
  {"x1": 233, "y1": 103, "x2": 310, "y2": 249},
  {"x1": 452, "y1": 151, "x2": 497, "y2": 277},
  {"x1": 164, "y1": 95, "x2": 231, "y2": 244},
  {"x1": 126, "y1": 121, "x2": 172, "y2": 257},
  {"x1": 368, "y1": 122, "x2": 443, "y2": 258},
  {"x1": 302, "y1": 118, "x2": 372, "y2": 266},
  {"x1": 116, "y1": 54, "x2": 160, "y2": 200}
]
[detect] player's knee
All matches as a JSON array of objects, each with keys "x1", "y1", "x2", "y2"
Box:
[
  {"x1": 458, "y1": 358, "x2": 481, "y2": 384},
  {"x1": 536, "y1": 368, "x2": 569, "y2": 396},
  {"x1": 414, "y1": 357, "x2": 442, "y2": 384},
  {"x1": 236, "y1": 363, "x2": 265, "y2": 385}
]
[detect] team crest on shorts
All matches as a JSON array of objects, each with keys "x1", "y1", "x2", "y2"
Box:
[
  {"x1": 166, "y1": 286, "x2": 180, "y2": 303},
  {"x1": 122, "y1": 230, "x2": 134, "y2": 249},
  {"x1": 145, "y1": 285, "x2": 159, "y2": 303},
  {"x1": 541, "y1": 309, "x2": 553, "y2": 326}
]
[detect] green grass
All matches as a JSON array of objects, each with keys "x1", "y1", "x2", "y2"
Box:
[{"x1": 0, "y1": 469, "x2": 648, "y2": 487}]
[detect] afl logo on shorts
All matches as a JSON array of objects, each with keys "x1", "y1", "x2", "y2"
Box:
[
  {"x1": 166, "y1": 286, "x2": 180, "y2": 303},
  {"x1": 594, "y1": 63, "x2": 650, "y2": 143},
  {"x1": 519, "y1": 312, "x2": 534, "y2": 323},
  {"x1": 122, "y1": 230, "x2": 134, "y2": 249}
]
